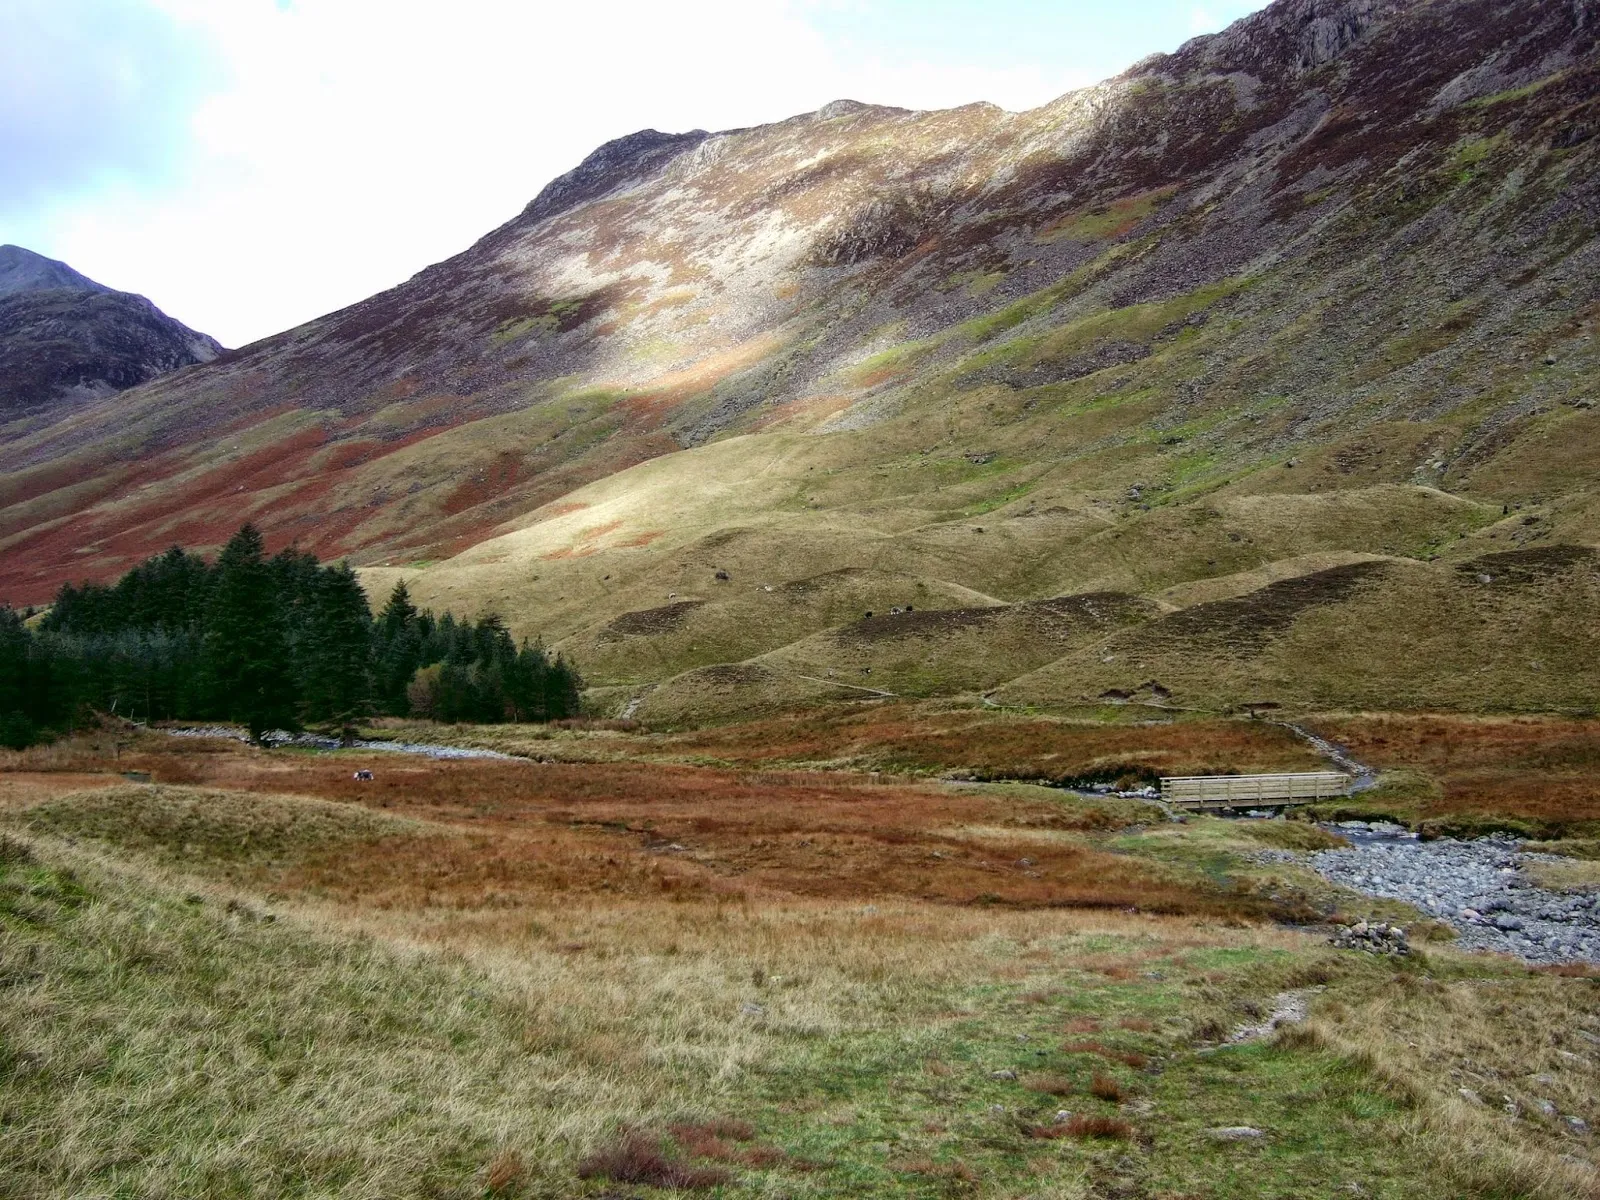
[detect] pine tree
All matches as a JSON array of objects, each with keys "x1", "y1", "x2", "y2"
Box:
[
  {"x1": 374, "y1": 581, "x2": 424, "y2": 715},
  {"x1": 300, "y1": 563, "x2": 373, "y2": 735},
  {"x1": 204, "y1": 524, "x2": 296, "y2": 743}
]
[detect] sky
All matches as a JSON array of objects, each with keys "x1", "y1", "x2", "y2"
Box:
[{"x1": 0, "y1": 0, "x2": 1266, "y2": 348}]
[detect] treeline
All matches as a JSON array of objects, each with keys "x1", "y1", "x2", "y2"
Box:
[{"x1": 0, "y1": 524, "x2": 581, "y2": 748}]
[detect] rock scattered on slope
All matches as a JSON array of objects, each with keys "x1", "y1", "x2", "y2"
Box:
[{"x1": 1328, "y1": 919, "x2": 1410, "y2": 956}]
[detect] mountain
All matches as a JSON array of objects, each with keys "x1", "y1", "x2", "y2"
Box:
[
  {"x1": 0, "y1": 246, "x2": 112, "y2": 297},
  {"x1": 0, "y1": 245, "x2": 223, "y2": 423},
  {"x1": 0, "y1": 0, "x2": 1596, "y2": 716}
]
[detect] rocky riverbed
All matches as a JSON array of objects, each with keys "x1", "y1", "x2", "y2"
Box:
[
  {"x1": 1307, "y1": 821, "x2": 1600, "y2": 964},
  {"x1": 164, "y1": 726, "x2": 514, "y2": 761}
]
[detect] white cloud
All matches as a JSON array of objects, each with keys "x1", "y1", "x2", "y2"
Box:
[{"x1": 16, "y1": 0, "x2": 1103, "y2": 346}]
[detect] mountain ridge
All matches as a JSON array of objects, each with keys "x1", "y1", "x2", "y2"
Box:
[
  {"x1": 0, "y1": 245, "x2": 114, "y2": 299},
  {"x1": 0, "y1": 245, "x2": 223, "y2": 425},
  {"x1": 0, "y1": 0, "x2": 1595, "y2": 716}
]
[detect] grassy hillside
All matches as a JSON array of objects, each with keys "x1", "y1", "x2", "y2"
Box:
[{"x1": 1, "y1": 0, "x2": 1595, "y2": 717}]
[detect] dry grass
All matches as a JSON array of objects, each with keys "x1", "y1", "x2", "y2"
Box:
[
  {"x1": 1029, "y1": 1114, "x2": 1135, "y2": 1141},
  {"x1": 655, "y1": 704, "x2": 1324, "y2": 781},
  {"x1": 1523, "y1": 856, "x2": 1600, "y2": 893},
  {"x1": 1311, "y1": 714, "x2": 1600, "y2": 829},
  {"x1": 576, "y1": 1130, "x2": 730, "y2": 1189},
  {"x1": 1088, "y1": 1072, "x2": 1127, "y2": 1103},
  {"x1": 19, "y1": 783, "x2": 417, "y2": 866},
  {"x1": 1293, "y1": 968, "x2": 1600, "y2": 1198},
  {"x1": 1024, "y1": 1072, "x2": 1076, "y2": 1097},
  {"x1": 7, "y1": 722, "x2": 1600, "y2": 1197},
  {"x1": 1061, "y1": 1039, "x2": 1150, "y2": 1069},
  {"x1": 26, "y1": 740, "x2": 1268, "y2": 917}
]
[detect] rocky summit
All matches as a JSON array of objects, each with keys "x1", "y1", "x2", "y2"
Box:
[
  {"x1": 0, "y1": 0, "x2": 1596, "y2": 718},
  {"x1": 0, "y1": 245, "x2": 223, "y2": 426}
]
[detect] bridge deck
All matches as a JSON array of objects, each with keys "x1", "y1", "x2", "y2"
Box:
[{"x1": 1159, "y1": 771, "x2": 1351, "y2": 809}]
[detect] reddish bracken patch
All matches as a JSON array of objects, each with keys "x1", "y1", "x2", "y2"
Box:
[
  {"x1": 576, "y1": 1131, "x2": 729, "y2": 1189},
  {"x1": 1027, "y1": 1114, "x2": 1134, "y2": 1140},
  {"x1": 616, "y1": 529, "x2": 667, "y2": 548},
  {"x1": 441, "y1": 450, "x2": 527, "y2": 517},
  {"x1": 80, "y1": 746, "x2": 1266, "y2": 916},
  {"x1": 1062, "y1": 1040, "x2": 1150, "y2": 1069}
]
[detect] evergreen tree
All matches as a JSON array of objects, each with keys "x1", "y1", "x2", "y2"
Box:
[
  {"x1": 0, "y1": 608, "x2": 41, "y2": 748},
  {"x1": 16, "y1": 526, "x2": 585, "y2": 742},
  {"x1": 299, "y1": 563, "x2": 373, "y2": 734},
  {"x1": 204, "y1": 525, "x2": 296, "y2": 743},
  {"x1": 374, "y1": 581, "x2": 425, "y2": 716}
]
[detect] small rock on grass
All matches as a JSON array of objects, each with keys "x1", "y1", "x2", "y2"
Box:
[{"x1": 1209, "y1": 1126, "x2": 1264, "y2": 1141}]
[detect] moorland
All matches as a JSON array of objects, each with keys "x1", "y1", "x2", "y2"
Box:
[
  {"x1": 2, "y1": 0, "x2": 1598, "y2": 1195},
  {"x1": 4, "y1": 706, "x2": 1600, "y2": 1198}
]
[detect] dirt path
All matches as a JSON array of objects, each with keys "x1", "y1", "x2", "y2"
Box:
[{"x1": 1277, "y1": 721, "x2": 1377, "y2": 790}]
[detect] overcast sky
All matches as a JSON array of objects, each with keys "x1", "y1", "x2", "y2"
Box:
[{"x1": 0, "y1": 0, "x2": 1265, "y2": 348}]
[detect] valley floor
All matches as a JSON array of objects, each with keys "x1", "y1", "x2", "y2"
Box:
[{"x1": 2, "y1": 706, "x2": 1598, "y2": 1199}]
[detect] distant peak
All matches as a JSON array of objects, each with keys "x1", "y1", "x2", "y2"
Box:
[
  {"x1": 521, "y1": 128, "x2": 711, "y2": 226},
  {"x1": 0, "y1": 244, "x2": 112, "y2": 299},
  {"x1": 1154, "y1": 0, "x2": 1410, "y2": 77},
  {"x1": 815, "y1": 99, "x2": 912, "y2": 120}
]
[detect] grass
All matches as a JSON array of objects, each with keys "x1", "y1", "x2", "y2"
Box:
[
  {"x1": 1464, "y1": 71, "x2": 1568, "y2": 108},
  {"x1": 0, "y1": 838, "x2": 681, "y2": 1199},
  {"x1": 20, "y1": 784, "x2": 417, "y2": 867},
  {"x1": 4, "y1": 724, "x2": 1600, "y2": 1196},
  {"x1": 1035, "y1": 186, "x2": 1179, "y2": 244}
]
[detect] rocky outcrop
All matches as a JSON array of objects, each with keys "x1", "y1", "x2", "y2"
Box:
[{"x1": 1165, "y1": 0, "x2": 1407, "y2": 76}]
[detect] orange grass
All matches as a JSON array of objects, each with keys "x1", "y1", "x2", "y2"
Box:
[
  {"x1": 55, "y1": 743, "x2": 1269, "y2": 916},
  {"x1": 1312, "y1": 714, "x2": 1600, "y2": 823},
  {"x1": 660, "y1": 704, "x2": 1323, "y2": 781}
]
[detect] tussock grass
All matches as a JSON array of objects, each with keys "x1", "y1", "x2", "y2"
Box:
[
  {"x1": 1292, "y1": 965, "x2": 1600, "y2": 1199},
  {"x1": 0, "y1": 836, "x2": 711, "y2": 1199}
]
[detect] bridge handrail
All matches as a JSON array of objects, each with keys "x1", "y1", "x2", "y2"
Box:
[{"x1": 1158, "y1": 771, "x2": 1352, "y2": 806}]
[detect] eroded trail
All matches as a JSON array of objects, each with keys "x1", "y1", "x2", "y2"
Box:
[{"x1": 1276, "y1": 722, "x2": 1377, "y2": 790}]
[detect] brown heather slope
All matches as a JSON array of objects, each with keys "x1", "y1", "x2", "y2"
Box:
[{"x1": 1, "y1": 0, "x2": 1596, "y2": 714}]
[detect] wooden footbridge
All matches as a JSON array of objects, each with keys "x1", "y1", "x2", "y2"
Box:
[{"x1": 1159, "y1": 771, "x2": 1352, "y2": 811}]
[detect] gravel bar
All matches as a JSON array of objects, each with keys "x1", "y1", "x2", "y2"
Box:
[{"x1": 1308, "y1": 821, "x2": 1600, "y2": 964}]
